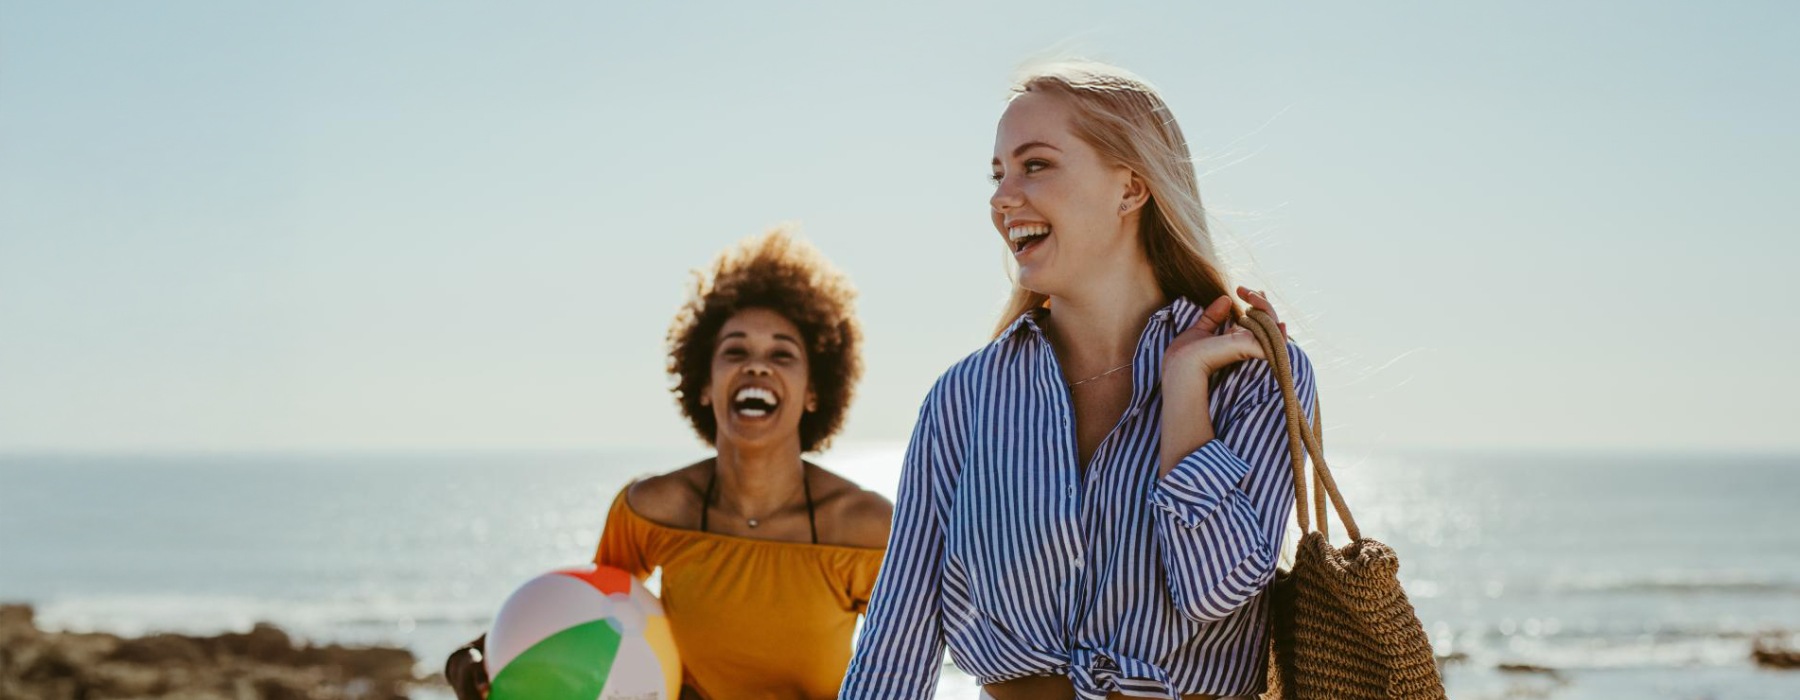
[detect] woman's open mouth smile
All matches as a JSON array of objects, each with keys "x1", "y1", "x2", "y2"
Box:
[
  {"x1": 1008, "y1": 223, "x2": 1051, "y2": 256},
  {"x1": 730, "y1": 385, "x2": 780, "y2": 421}
]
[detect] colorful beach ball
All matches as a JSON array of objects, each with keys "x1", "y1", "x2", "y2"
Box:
[{"x1": 484, "y1": 564, "x2": 681, "y2": 700}]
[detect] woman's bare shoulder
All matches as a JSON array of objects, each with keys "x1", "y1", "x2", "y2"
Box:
[
  {"x1": 808, "y1": 464, "x2": 894, "y2": 549},
  {"x1": 624, "y1": 460, "x2": 711, "y2": 529}
]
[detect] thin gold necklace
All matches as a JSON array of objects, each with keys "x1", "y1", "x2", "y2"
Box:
[
  {"x1": 1069, "y1": 361, "x2": 1132, "y2": 387},
  {"x1": 1042, "y1": 313, "x2": 1133, "y2": 388},
  {"x1": 706, "y1": 463, "x2": 809, "y2": 528}
]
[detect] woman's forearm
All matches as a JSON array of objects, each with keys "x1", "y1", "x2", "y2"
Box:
[{"x1": 1158, "y1": 377, "x2": 1216, "y2": 477}]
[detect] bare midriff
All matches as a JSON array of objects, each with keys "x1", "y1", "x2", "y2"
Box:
[{"x1": 981, "y1": 675, "x2": 1223, "y2": 700}]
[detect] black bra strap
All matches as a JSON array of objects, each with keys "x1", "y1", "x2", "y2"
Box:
[
  {"x1": 803, "y1": 465, "x2": 818, "y2": 545},
  {"x1": 700, "y1": 464, "x2": 715, "y2": 533}
]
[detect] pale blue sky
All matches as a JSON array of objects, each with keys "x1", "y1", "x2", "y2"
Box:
[{"x1": 2, "y1": 1, "x2": 1795, "y2": 453}]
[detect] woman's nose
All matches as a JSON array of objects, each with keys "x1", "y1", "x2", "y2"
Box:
[
  {"x1": 745, "y1": 363, "x2": 772, "y2": 376},
  {"x1": 990, "y1": 178, "x2": 1022, "y2": 213}
]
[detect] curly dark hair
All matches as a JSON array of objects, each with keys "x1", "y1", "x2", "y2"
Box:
[{"x1": 666, "y1": 227, "x2": 862, "y2": 453}]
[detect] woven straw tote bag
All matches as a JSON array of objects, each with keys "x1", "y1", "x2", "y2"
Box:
[{"x1": 1240, "y1": 309, "x2": 1447, "y2": 700}]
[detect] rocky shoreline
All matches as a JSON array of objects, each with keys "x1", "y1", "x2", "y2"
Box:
[
  {"x1": 7, "y1": 597, "x2": 1797, "y2": 700},
  {"x1": 0, "y1": 604, "x2": 439, "y2": 700}
]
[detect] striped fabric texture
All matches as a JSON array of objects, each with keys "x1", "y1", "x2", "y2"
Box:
[{"x1": 841, "y1": 296, "x2": 1318, "y2": 700}]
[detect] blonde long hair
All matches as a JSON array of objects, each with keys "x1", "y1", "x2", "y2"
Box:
[{"x1": 993, "y1": 61, "x2": 1236, "y2": 337}]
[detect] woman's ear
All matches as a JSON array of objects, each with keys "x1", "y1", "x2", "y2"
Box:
[
  {"x1": 805, "y1": 389, "x2": 818, "y2": 413},
  {"x1": 1119, "y1": 169, "x2": 1152, "y2": 215},
  {"x1": 699, "y1": 382, "x2": 712, "y2": 406}
]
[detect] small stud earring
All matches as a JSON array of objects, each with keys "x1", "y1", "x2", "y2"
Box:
[{"x1": 1119, "y1": 203, "x2": 1128, "y2": 213}]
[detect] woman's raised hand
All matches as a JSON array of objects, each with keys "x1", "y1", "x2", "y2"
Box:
[
  {"x1": 1157, "y1": 287, "x2": 1287, "y2": 474},
  {"x1": 1163, "y1": 287, "x2": 1286, "y2": 382}
]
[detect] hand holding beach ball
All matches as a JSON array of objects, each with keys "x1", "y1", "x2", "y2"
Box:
[{"x1": 484, "y1": 564, "x2": 681, "y2": 700}]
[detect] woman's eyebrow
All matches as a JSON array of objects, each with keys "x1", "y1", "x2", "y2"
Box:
[
  {"x1": 992, "y1": 140, "x2": 1062, "y2": 166},
  {"x1": 718, "y1": 330, "x2": 801, "y2": 347}
]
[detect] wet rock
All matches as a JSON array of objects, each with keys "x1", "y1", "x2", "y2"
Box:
[
  {"x1": 1753, "y1": 636, "x2": 1800, "y2": 669},
  {"x1": 218, "y1": 623, "x2": 299, "y2": 665},
  {"x1": 110, "y1": 633, "x2": 210, "y2": 666},
  {"x1": 306, "y1": 642, "x2": 418, "y2": 681},
  {"x1": 19, "y1": 645, "x2": 81, "y2": 683},
  {"x1": 1, "y1": 604, "x2": 38, "y2": 644},
  {"x1": 1495, "y1": 662, "x2": 1569, "y2": 687},
  {"x1": 0, "y1": 604, "x2": 425, "y2": 700}
]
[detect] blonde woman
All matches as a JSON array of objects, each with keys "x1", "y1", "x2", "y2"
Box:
[{"x1": 841, "y1": 62, "x2": 1310, "y2": 700}]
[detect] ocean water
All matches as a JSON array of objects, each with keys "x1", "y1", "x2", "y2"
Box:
[{"x1": 2, "y1": 447, "x2": 1797, "y2": 699}]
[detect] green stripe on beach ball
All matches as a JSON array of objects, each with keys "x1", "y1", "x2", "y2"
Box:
[{"x1": 489, "y1": 619, "x2": 622, "y2": 700}]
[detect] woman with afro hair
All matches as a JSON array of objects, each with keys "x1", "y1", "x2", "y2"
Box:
[{"x1": 449, "y1": 227, "x2": 893, "y2": 699}]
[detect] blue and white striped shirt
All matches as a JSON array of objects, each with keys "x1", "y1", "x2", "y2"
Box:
[{"x1": 841, "y1": 296, "x2": 1317, "y2": 699}]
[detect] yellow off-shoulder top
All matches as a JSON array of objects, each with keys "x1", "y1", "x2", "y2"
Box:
[{"x1": 593, "y1": 485, "x2": 886, "y2": 700}]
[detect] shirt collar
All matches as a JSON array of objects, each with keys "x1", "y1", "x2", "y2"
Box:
[
  {"x1": 994, "y1": 305, "x2": 1047, "y2": 345},
  {"x1": 996, "y1": 295, "x2": 1207, "y2": 346},
  {"x1": 1159, "y1": 295, "x2": 1204, "y2": 333}
]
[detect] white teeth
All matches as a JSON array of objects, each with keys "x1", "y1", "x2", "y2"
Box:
[
  {"x1": 1008, "y1": 224, "x2": 1051, "y2": 242},
  {"x1": 733, "y1": 387, "x2": 778, "y2": 406},
  {"x1": 738, "y1": 408, "x2": 768, "y2": 417}
]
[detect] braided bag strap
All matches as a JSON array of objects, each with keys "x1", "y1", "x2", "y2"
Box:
[{"x1": 1240, "y1": 309, "x2": 1359, "y2": 541}]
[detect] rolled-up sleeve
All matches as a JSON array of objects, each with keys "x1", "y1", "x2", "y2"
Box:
[
  {"x1": 840, "y1": 388, "x2": 957, "y2": 699},
  {"x1": 1149, "y1": 342, "x2": 1315, "y2": 623}
]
